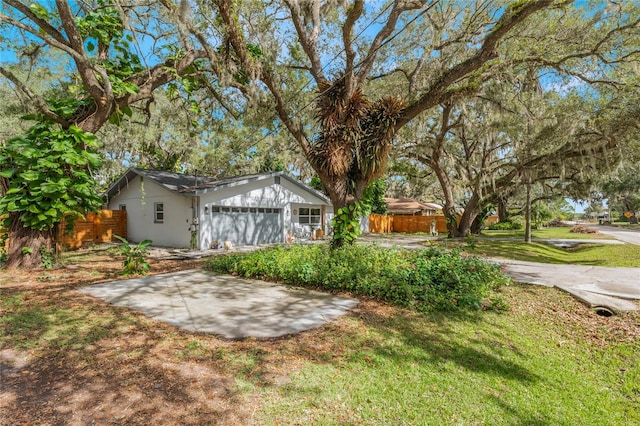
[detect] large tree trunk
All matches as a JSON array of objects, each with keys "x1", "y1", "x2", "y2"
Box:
[
  {"x1": 455, "y1": 194, "x2": 481, "y2": 238},
  {"x1": 5, "y1": 212, "x2": 55, "y2": 269},
  {"x1": 432, "y1": 162, "x2": 482, "y2": 238},
  {"x1": 524, "y1": 180, "x2": 532, "y2": 243},
  {"x1": 497, "y1": 196, "x2": 509, "y2": 222},
  {"x1": 323, "y1": 176, "x2": 361, "y2": 249}
]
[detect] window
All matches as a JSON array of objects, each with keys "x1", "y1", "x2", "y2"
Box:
[
  {"x1": 211, "y1": 206, "x2": 220, "y2": 213},
  {"x1": 299, "y1": 207, "x2": 321, "y2": 225},
  {"x1": 274, "y1": 176, "x2": 281, "y2": 185},
  {"x1": 154, "y1": 203, "x2": 164, "y2": 223},
  {"x1": 119, "y1": 204, "x2": 126, "y2": 211}
]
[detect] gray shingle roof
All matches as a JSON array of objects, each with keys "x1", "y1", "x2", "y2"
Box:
[{"x1": 104, "y1": 168, "x2": 330, "y2": 204}]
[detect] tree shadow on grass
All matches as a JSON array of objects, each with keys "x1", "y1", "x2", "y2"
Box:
[
  {"x1": 0, "y1": 289, "x2": 250, "y2": 425},
  {"x1": 476, "y1": 241, "x2": 606, "y2": 266},
  {"x1": 356, "y1": 308, "x2": 539, "y2": 384}
]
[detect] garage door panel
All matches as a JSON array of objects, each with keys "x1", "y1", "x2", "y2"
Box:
[{"x1": 209, "y1": 209, "x2": 282, "y2": 245}]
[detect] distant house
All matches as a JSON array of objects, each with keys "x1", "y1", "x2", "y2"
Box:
[
  {"x1": 384, "y1": 197, "x2": 443, "y2": 216},
  {"x1": 104, "y1": 168, "x2": 331, "y2": 249}
]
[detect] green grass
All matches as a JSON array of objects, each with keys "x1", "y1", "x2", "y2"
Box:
[
  {"x1": 452, "y1": 240, "x2": 640, "y2": 267},
  {"x1": 2, "y1": 272, "x2": 639, "y2": 424},
  {"x1": 481, "y1": 226, "x2": 610, "y2": 240},
  {"x1": 254, "y1": 286, "x2": 640, "y2": 425}
]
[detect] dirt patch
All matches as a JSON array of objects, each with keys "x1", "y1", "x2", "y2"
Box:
[{"x1": 1, "y1": 245, "x2": 639, "y2": 424}]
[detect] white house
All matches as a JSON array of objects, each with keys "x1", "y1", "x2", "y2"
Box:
[{"x1": 104, "y1": 168, "x2": 332, "y2": 249}]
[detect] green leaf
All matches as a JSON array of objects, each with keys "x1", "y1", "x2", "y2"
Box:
[
  {"x1": 0, "y1": 169, "x2": 15, "y2": 178},
  {"x1": 87, "y1": 41, "x2": 95, "y2": 52},
  {"x1": 4, "y1": 187, "x2": 22, "y2": 195}
]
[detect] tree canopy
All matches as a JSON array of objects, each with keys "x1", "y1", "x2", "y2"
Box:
[{"x1": 1, "y1": 0, "x2": 640, "y2": 264}]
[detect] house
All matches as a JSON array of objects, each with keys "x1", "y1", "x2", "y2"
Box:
[
  {"x1": 104, "y1": 168, "x2": 331, "y2": 249},
  {"x1": 384, "y1": 197, "x2": 443, "y2": 216}
]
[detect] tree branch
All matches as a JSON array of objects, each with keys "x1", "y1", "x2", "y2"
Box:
[
  {"x1": 3, "y1": 0, "x2": 69, "y2": 46},
  {"x1": 216, "y1": 0, "x2": 311, "y2": 157},
  {"x1": 283, "y1": 0, "x2": 325, "y2": 84},
  {"x1": 354, "y1": 0, "x2": 423, "y2": 88},
  {"x1": 395, "y1": 0, "x2": 554, "y2": 130},
  {"x1": 0, "y1": 66, "x2": 69, "y2": 127},
  {"x1": 342, "y1": 0, "x2": 364, "y2": 98},
  {"x1": 55, "y1": 0, "x2": 111, "y2": 106}
]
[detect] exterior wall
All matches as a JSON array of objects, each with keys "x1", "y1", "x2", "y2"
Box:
[
  {"x1": 198, "y1": 176, "x2": 328, "y2": 249},
  {"x1": 107, "y1": 175, "x2": 193, "y2": 247}
]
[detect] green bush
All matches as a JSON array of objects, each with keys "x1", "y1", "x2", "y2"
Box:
[
  {"x1": 488, "y1": 221, "x2": 522, "y2": 231},
  {"x1": 113, "y1": 235, "x2": 152, "y2": 276},
  {"x1": 205, "y1": 244, "x2": 510, "y2": 312},
  {"x1": 0, "y1": 232, "x2": 7, "y2": 266}
]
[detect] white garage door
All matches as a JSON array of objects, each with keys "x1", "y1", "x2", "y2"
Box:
[{"x1": 209, "y1": 206, "x2": 283, "y2": 245}]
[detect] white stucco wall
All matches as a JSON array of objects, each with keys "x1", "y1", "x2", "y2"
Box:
[{"x1": 107, "y1": 175, "x2": 193, "y2": 248}]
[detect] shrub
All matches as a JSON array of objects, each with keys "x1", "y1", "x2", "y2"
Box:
[
  {"x1": 488, "y1": 221, "x2": 522, "y2": 231},
  {"x1": 113, "y1": 235, "x2": 152, "y2": 275},
  {"x1": 40, "y1": 246, "x2": 55, "y2": 270},
  {"x1": 205, "y1": 244, "x2": 510, "y2": 312},
  {"x1": 0, "y1": 233, "x2": 7, "y2": 266}
]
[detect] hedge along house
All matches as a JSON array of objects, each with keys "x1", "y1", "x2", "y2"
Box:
[{"x1": 104, "y1": 168, "x2": 331, "y2": 249}]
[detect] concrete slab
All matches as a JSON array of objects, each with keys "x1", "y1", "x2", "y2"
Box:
[
  {"x1": 81, "y1": 269, "x2": 359, "y2": 339},
  {"x1": 554, "y1": 288, "x2": 639, "y2": 314},
  {"x1": 500, "y1": 260, "x2": 640, "y2": 312}
]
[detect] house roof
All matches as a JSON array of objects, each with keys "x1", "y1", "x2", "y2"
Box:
[
  {"x1": 104, "y1": 168, "x2": 330, "y2": 204},
  {"x1": 384, "y1": 197, "x2": 443, "y2": 214}
]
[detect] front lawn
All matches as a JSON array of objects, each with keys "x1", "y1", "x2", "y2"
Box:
[
  {"x1": 481, "y1": 226, "x2": 611, "y2": 240},
  {"x1": 443, "y1": 239, "x2": 640, "y2": 268},
  {"x1": 2, "y1": 244, "x2": 639, "y2": 424}
]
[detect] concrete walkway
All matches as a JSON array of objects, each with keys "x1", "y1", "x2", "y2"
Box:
[{"x1": 81, "y1": 269, "x2": 359, "y2": 339}]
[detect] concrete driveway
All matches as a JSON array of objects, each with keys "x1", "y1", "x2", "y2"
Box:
[{"x1": 81, "y1": 269, "x2": 359, "y2": 339}]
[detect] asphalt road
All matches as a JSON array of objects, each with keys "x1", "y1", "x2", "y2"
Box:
[{"x1": 594, "y1": 225, "x2": 640, "y2": 246}]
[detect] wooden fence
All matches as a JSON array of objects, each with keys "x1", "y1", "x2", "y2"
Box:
[
  {"x1": 369, "y1": 214, "x2": 499, "y2": 234},
  {"x1": 1, "y1": 210, "x2": 126, "y2": 251}
]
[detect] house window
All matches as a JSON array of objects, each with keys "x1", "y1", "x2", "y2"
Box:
[
  {"x1": 275, "y1": 176, "x2": 281, "y2": 185},
  {"x1": 119, "y1": 204, "x2": 127, "y2": 211},
  {"x1": 154, "y1": 203, "x2": 164, "y2": 223},
  {"x1": 299, "y1": 207, "x2": 321, "y2": 225},
  {"x1": 211, "y1": 206, "x2": 220, "y2": 213}
]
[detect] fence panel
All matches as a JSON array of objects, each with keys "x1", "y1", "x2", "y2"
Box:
[
  {"x1": 369, "y1": 214, "x2": 394, "y2": 233},
  {"x1": 368, "y1": 214, "x2": 451, "y2": 234},
  {"x1": 1, "y1": 210, "x2": 127, "y2": 251},
  {"x1": 58, "y1": 210, "x2": 127, "y2": 249}
]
